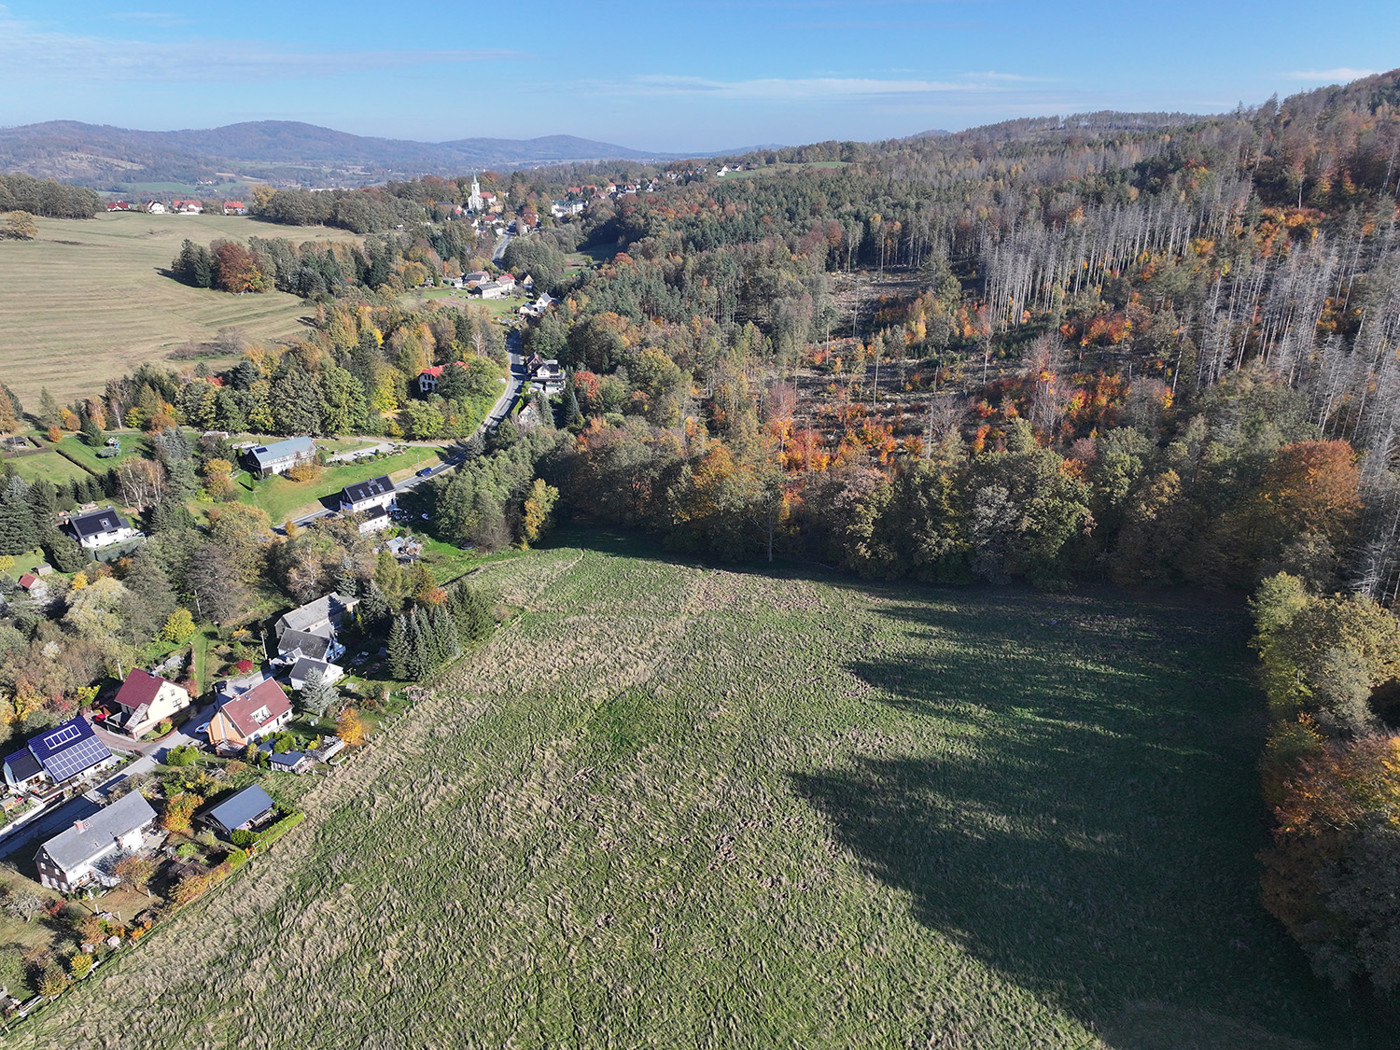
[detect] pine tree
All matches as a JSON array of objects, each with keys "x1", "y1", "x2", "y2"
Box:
[
  {"x1": 300, "y1": 669, "x2": 337, "y2": 718},
  {"x1": 37, "y1": 388, "x2": 60, "y2": 429},
  {"x1": 0, "y1": 476, "x2": 36, "y2": 556},
  {"x1": 387, "y1": 615, "x2": 411, "y2": 680}
]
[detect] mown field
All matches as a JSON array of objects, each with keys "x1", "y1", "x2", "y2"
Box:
[
  {"x1": 0, "y1": 213, "x2": 362, "y2": 407},
  {"x1": 10, "y1": 531, "x2": 1369, "y2": 1049}
]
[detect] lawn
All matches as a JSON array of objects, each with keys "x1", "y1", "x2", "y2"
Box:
[
  {"x1": 235, "y1": 447, "x2": 443, "y2": 524},
  {"x1": 3, "y1": 449, "x2": 92, "y2": 485},
  {"x1": 0, "y1": 212, "x2": 363, "y2": 407},
  {"x1": 9, "y1": 532, "x2": 1374, "y2": 1048}
]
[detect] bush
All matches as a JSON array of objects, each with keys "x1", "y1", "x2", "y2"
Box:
[
  {"x1": 230, "y1": 829, "x2": 256, "y2": 849},
  {"x1": 166, "y1": 744, "x2": 198, "y2": 767}
]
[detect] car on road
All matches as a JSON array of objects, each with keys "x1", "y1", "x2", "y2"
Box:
[{"x1": 417, "y1": 467, "x2": 433, "y2": 477}]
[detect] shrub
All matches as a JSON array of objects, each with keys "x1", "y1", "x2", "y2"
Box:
[
  {"x1": 166, "y1": 744, "x2": 198, "y2": 767},
  {"x1": 230, "y1": 829, "x2": 257, "y2": 849}
]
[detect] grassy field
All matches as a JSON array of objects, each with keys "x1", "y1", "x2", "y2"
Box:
[
  {"x1": 236, "y1": 447, "x2": 441, "y2": 523},
  {"x1": 0, "y1": 212, "x2": 363, "y2": 407},
  {"x1": 9, "y1": 531, "x2": 1371, "y2": 1049},
  {"x1": 3, "y1": 449, "x2": 93, "y2": 485}
]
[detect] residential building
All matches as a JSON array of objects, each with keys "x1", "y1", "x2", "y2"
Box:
[
  {"x1": 105, "y1": 201, "x2": 136, "y2": 212},
  {"x1": 223, "y1": 201, "x2": 248, "y2": 215},
  {"x1": 339, "y1": 475, "x2": 396, "y2": 515},
  {"x1": 34, "y1": 792, "x2": 157, "y2": 893},
  {"x1": 171, "y1": 199, "x2": 203, "y2": 214},
  {"x1": 144, "y1": 201, "x2": 166, "y2": 214},
  {"x1": 201, "y1": 784, "x2": 277, "y2": 838},
  {"x1": 207, "y1": 678, "x2": 293, "y2": 753},
  {"x1": 106, "y1": 669, "x2": 192, "y2": 738},
  {"x1": 550, "y1": 199, "x2": 585, "y2": 218},
  {"x1": 474, "y1": 281, "x2": 509, "y2": 299},
  {"x1": 67, "y1": 507, "x2": 140, "y2": 550},
  {"x1": 356, "y1": 505, "x2": 393, "y2": 535},
  {"x1": 273, "y1": 591, "x2": 359, "y2": 664},
  {"x1": 243, "y1": 436, "x2": 316, "y2": 477},
  {"x1": 3, "y1": 717, "x2": 114, "y2": 793},
  {"x1": 419, "y1": 364, "x2": 469, "y2": 394},
  {"x1": 288, "y1": 657, "x2": 343, "y2": 692}
]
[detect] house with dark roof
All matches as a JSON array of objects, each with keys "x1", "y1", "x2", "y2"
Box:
[
  {"x1": 339, "y1": 476, "x2": 396, "y2": 515},
  {"x1": 273, "y1": 592, "x2": 358, "y2": 664},
  {"x1": 243, "y1": 436, "x2": 316, "y2": 477},
  {"x1": 201, "y1": 784, "x2": 277, "y2": 838},
  {"x1": 269, "y1": 751, "x2": 313, "y2": 775},
  {"x1": 357, "y1": 505, "x2": 393, "y2": 535},
  {"x1": 67, "y1": 507, "x2": 139, "y2": 550},
  {"x1": 207, "y1": 678, "x2": 292, "y2": 753},
  {"x1": 3, "y1": 717, "x2": 114, "y2": 792},
  {"x1": 105, "y1": 669, "x2": 192, "y2": 738},
  {"x1": 288, "y1": 656, "x2": 343, "y2": 692},
  {"x1": 34, "y1": 792, "x2": 156, "y2": 893}
]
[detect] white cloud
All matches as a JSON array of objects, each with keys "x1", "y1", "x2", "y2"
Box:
[
  {"x1": 0, "y1": 8, "x2": 516, "y2": 83},
  {"x1": 1285, "y1": 67, "x2": 1380, "y2": 82}
]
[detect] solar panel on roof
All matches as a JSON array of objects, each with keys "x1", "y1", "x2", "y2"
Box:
[
  {"x1": 40, "y1": 736, "x2": 111, "y2": 783},
  {"x1": 41, "y1": 723, "x2": 81, "y2": 750}
]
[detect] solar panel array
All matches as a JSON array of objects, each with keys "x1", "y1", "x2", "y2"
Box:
[
  {"x1": 41, "y1": 735, "x2": 111, "y2": 783},
  {"x1": 39, "y1": 723, "x2": 81, "y2": 751}
]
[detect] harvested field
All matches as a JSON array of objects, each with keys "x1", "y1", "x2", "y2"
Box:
[{"x1": 0, "y1": 213, "x2": 362, "y2": 407}]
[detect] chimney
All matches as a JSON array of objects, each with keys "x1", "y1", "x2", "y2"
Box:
[{"x1": 73, "y1": 819, "x2": 85, "y2": 832}]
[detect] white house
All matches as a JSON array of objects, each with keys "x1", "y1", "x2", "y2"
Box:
[
  {"x1": 67, "y1": 507, "x2": 139, "y2": 550},
  {"x1": 474, "y1": 281, "x2": 509, "y2": 299},
  {"x1": 35, "y1": 792, "x2": 157, "y2": 893},
  {"x1": 340, "y1": 475, "x2": 396, "y2": 515},
  {"x1": 244, "y1": 436, "x2": 316, "y2": 477},
  {"x1": 357, "y1": 505, "x2": 394, "y2": 535},
  {"x1": 106, "y1": 669, "x2": 192, "y2": 738}
]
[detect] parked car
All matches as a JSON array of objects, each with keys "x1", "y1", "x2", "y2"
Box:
[
  {"x1": 193, "y1": 721, "x2": 211, "y2": 736},
  {"x1": 417, "y1": 467, "x2": 433, "y2": 477}
]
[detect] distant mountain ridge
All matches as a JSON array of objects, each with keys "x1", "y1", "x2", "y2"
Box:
[{"x1": 0, "y1": 120, "x2": 691, "y2": 189}]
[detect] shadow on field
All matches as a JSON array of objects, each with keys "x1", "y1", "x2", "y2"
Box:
[{"x1": 790, "y1": 595, "x2": 1361, "y2": 1050}]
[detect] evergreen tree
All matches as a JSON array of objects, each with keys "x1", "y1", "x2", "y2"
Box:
[
  {"x1": 80, "y1": 413, "x2": 105, "y2": 447},
  {"x1": 43, "y1": 530, "x2": 85, "y2": 573},
  {"x1": 387, "y1": 614, "x2": 411, "y2": 680},
  {"x1": 37, "y1": 388, "x2": 60, "y2": 429},
  {"x1": 359, "y1": 582, "x2": 391, "y2": 632},
  {"x1": 0, "y1": 476, "x2": 36, "y2": 555},
  {"x1": 300, "y1": 669, "x2": 337, "y2": 718}
]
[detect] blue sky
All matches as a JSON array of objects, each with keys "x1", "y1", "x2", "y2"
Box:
[{"x1": 0, "y1": 1, "x2": 1395, "y2": 153}]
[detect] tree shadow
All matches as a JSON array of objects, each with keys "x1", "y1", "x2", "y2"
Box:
[{"x1": 790, "y1": 595, "x2": 1371, "y2": 1048}]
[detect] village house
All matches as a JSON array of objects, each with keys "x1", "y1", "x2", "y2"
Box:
[
  {"x1": 171, "y1": 199, "x2": 203, "y2": 214},
  {"x1": 3, "y1": 717, "x2": 114, "y2": 794},
  {"x1": 269, "y1": 750, "x2": 314, "y2": 775},
  {"x1": 66, "y1": 506, "x2": 140, "y2": 550},
  {"x1": 462, "y1": 271, "x2": 490, "y2": 287},
  {"x1": 16, "y1": 573, "x2": 48, "y2": 603},
  {"x1": 207, "y1": 678, "x2": 293, "y2": 753},
  {"x1": 104, "y1": 669, "x2": 192, "y2": 738},
  {"x1": 104, "y1": 201, "x2": 136, "y2": 212},
  {"x1": 418, "y1": 364, "x2": 460, "y2": 394},
  {"x1": 340, "y1": 475, "x2": 396, "y2": 515},
  {"x1": 273, "y1": 592, "x2": 359, "y2": 664},
  {"x1": 34, "y1": 792, "x2": 157, "y2": 893},
  {"x1": 356, "y1": 505, "x2": 393, "y2": 535},
  {"x1": 474, "y1": 281, "x2": 509, "y2": 300},
  {"x1": 288, "y1": 656, "x2": 343, "y2": 692},
  {"x1": 201, "y1": 783, "x2": 277, "y2": 839},
  {"x1": 550, "y1": 199, "x2": 586, "y2": 219},
  {"x1": 242, "y1": 435, "x2": 316, "y2": 477},
  {"x1": 222, "y1": 201, "x2": 248, "y2": 215}
]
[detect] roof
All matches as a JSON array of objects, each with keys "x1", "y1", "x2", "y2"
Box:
[
  {"x1": 270, "y1": 751, "x2": 308, "y2": 770},
  {"x1": 278, "y1": 630, "x2": 331, "y2": 661},
  {"x1": 28, "y1": 717, "x2": 112, "y2": 783},
  {"x1": 215, "y1": 678, "x2": 291, "y2": 737},
  {"x1": 225, "y1": 201, "x2": 246, "y2": 208},
  {"x1": 68, "y1": 509, "x2": 129, "y2": 543},
  {"x1": 420, "y1": 365, "x2": 447, "y2": 379},
  {"x1": 39, "y1": 792, "x2": 156, "y2": 873},
  {"x1": 4, "y1": 748, "x2": 42, "y2": 781},
  {"x1": 248, "y1": 436, "x2": 315, "y2": 466},
  {"x1": 276, "y1": 592, "x2": 357, "y2": 638},
  {"x1": 113, "y1": 669, "x2": 180, "y2": 712},
  {"x1": 204, "y1": 784, "x2": 276, "y2": 833},
  {"x1": 18, "y1": 573, "x2": 39, "y2": 589},
  {"x1": 290, "y1": 656, "x2": 337, "y2": 683},
  {"x1": 342, "y1": 475, "x2": 394, "y2": 505}
]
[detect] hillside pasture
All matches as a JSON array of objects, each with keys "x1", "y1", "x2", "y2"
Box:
[
  {"x1": 0, "y1": 212, "x2": 362, "y2": 407},
  {"x1": 8, "y1": 535, "x2": 1366, "y2": 1049}
]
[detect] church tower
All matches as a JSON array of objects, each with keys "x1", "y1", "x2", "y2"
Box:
[{"x1": 468, "y1": 175, "x2": 483, "y2": 213}]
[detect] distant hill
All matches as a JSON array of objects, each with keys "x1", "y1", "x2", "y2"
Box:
[{"x1": 0, "y1": 120, "x2": 688, "y2": 189}]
